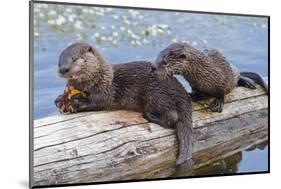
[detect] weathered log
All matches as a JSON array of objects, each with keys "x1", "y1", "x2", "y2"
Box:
[{"x1": 32, "y1": 86, "x2": 268, "y2": 186}]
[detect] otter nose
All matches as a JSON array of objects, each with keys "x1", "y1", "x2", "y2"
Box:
[{"x1": 59, "y1": 67, "x2": 70, "y2": 74}]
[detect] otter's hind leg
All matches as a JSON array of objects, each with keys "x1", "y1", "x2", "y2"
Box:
[
  {"x1": 238, "y1": 76, "x2": 256, "y2": 89},
  {"x1": 143, "y1": 112, "x2": 161, "y2": 125},
  {"x1": 143, "y1": 111, "x2": 178, "y2": 128},
  {"x1": 144, "y1": 111, "x2": 192, "y2": 168}
]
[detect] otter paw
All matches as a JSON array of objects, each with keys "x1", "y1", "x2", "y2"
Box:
[
  {"x1": 54, "y1": 94, "x2": 64, "y2": 109},
  {"x1": 209, "y1": 99, "x2": 224, "y2": 113},
  {"x1": 238, "y1": 76, "x2": 257, "y2": 89},
  {"x1": 243, "y1": 80, "x2": 256, "y2": 89},
  {"x1": 143, "y1": 112, "x2": 161, "y2": 125},
  {"x1": 70, "y1": 98, "x2": 85, "y2": 112}
]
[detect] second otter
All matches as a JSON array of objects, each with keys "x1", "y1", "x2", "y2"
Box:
[
  {"x1": 154, "y1": 42, "x2": 268, "y2": 112},
  {"x1": 55, "y1": 42, "x2": 193, "y2": 166}
]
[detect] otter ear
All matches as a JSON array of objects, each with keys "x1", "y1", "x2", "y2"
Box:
[{"x1": 87, "y1": 46, "x2": 96, "y2": 55}]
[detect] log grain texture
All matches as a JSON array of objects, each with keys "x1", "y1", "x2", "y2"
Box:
[{"x1": 32, "y1": 86, "x2": 268, "y2": 186}]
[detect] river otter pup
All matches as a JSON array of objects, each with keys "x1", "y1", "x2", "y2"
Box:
[
  {"x1": 55, "y1": 42, "x2": 193, "y2": 166},
  {"x1": 154, "y1": 42, "x2": 268, "y2": 113}
]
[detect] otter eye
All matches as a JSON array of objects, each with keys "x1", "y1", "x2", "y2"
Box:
[
  {"x1": 72, "y1": 57, "x2": 79, "y2": 63},
  {"x1": 162, "y1": 60, "x2": 168, "y2": 65},
  {"x1": 178, "y1": 54, "x2": 186, "y2": 59},
  {"x1": 163, "y1": 55, "x2": 169, "y2": 63}
]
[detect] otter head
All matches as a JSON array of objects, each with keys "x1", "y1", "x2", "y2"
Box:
[
  {"x1": 154, "y1": 42, "x2": 195, "y2": 79},
  {"x1": 58, "y1": 42, "x2": 113, "y2": 90}
]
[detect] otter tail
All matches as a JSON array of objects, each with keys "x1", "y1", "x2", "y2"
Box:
[
  {"x1": 239, "y1": 72, "x2": 268, "y2": 94},
  {"x1": 175, "y1": 120, "x2": 193, "y2": 166},
  {"x1": 175, "y1": 99, "x2": 193, "y2": 177}
]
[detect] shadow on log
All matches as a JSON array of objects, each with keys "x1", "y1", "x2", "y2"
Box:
[{"x1": 32, "y1": 86, "x2": 268, "y2": 186}]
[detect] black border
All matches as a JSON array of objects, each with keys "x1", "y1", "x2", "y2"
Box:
[{"x1": 29, "y1": 1, "x2": 270, "y2": 188}]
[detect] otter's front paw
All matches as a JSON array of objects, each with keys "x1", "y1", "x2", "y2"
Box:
[
  {"x1": 54, "y1": 95, "x2": 64, "y2": 109},
  {"x1": 70, "y1": 97, "x2": 92, "y2": 113},
  {"x1": 70, "y1": 98, "x2": 85, "y2": 113}
]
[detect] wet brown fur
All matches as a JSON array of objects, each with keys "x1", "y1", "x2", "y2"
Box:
[
  {"x1": 57, "y1": 42, "x2": 193, "y2": 166},
  {"x1": 155, "y1": 43, "x2": 239, "y2": 98},
  {"x1": 155, "y1": 42, "x2": 267, "y2": 112}
]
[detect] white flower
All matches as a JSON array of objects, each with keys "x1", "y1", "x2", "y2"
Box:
[
  {"x1": 127, "y1": 29, "x2": 133, "y2": 35},
  {"x1": 203, "y1": 40, "x2": 208, "y2": 44},
  {"x1": 192, "y1": 41, "x2": 197, "y2": 46},
  {"x1": 124, "y1": 19, "x2": 130, "y2": 25},
  {"x1": 151, "y1": 29, "x2": 157, "y2": 36},
  {"x1": 88, "y1": 9, "x2": 95, "y2": 14},
  {"x1": 112, "y1": 40, "x2": 118, "y2": 45},
  {"x1": 157, "y1": 28, "x2": 164, "y2": 35},
  {"x1": 106, "y1": 8, "x2": 113, "y2": 12},
  {"x1": 76, "y1": 20, "x2": 82, "y2": 25},
  {"x1": 107, "y1": 36, "x2": 113, "y2": 41},
  {"x1": 66, "y1": 8, "x2": 72, "y2": 13},
  {"x1": 74, "y1": 21, "x2": 82, "y2": 30},
  {"x1": 142, "y1": 38, "x2": 149, "y2": 44},
  {"x1": 113, "y1": 15, "x2": 119, "y2": 19},
  {"x1": 128, "y1": 10, "x2": 139, "y2": 17},
  {"x1": 39, "y1": 13, "x2": 44, "y2": 18},
  {"x1": 111, "y1": 25, "x2": 116, "y2": 30},
  {"x1": 120, "y1": 26, "x2": 126, "y2": 31},
  {"x1": 136, "y1": 40, "x2": 142, "y2": 46},
  {"x1": 68, "y1": 14, "x2": 76, "y2": 22},
  {"x1": 34, "y1": 32, "x2": 40, "y2": 37},
  {"x1": 76, "y1": 33, "x2": 82, "y2": 40},
  {"x1": 131, "y1": 40, "x2": 136, "y2": 46},
  {"x1": 48, "y1": 10, "x2": 57, "y2": 17},
  {"x1": 96, "y1": 11, "x2": 104, "y2": 16},
  {"x1": 112, "y1": 32, "x2": 118, "y2": 37},
  {"x1": 48, "y1": 19, "x2": 55, "y2": 25},
  {"x1": 172, "y1": 38, "x2": 178, "y2": 42},
  {"x1": 131, "y1": 33, "x2": 136, "y2": 39},
  {"x1": 101, "y1": 36, "x2": 106, "y2": 41},
  {"x1": 159, "y1": 24, "x2": 168, "y2": 29},
  {"x1": 94, "y1": 33, "x2": 100, "y2": 38},
  {"x1": 101, "y1": 26, "x2": 106, "y2": 30},
  {"x1": 56, "y1": 15, "x2": 65, "y2": 25},
  {"x1": 82, "y1": 9, "x2": 89, "y2": 13}
]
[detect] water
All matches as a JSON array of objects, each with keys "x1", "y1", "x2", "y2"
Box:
[
  {"x1": 193, "y1": 141, "x2": 268, "y2": 176},
  {"x1": 32, "y1": 3, "x2": 269, "y2": 176}
]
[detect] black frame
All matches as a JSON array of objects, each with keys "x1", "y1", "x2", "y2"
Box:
[{"x1": 29, "y1": 0, "x2": 270, "y2": 188}]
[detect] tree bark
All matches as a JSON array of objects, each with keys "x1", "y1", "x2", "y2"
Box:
[{"x1": 32, "y1": 86, "x2": 268, "y2": 186}]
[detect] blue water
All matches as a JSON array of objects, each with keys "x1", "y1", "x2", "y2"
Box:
[
  {"x1": 33, "y1": 3, "x2": 269, "y2": 176},
  {"x1": 193, "y1": 142, "x2": 268, "y2": 175}
]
